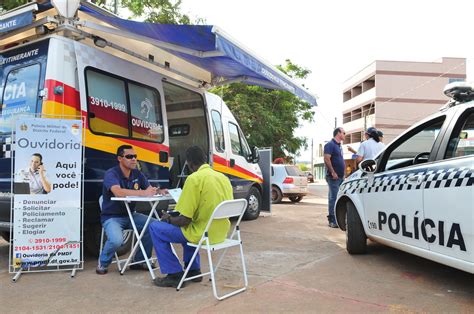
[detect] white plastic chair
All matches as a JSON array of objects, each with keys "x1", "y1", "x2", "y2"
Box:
[
  {"x1": 176, "y1": 199, "x2": 249, "y2": 300},
  {"x1": 98, "y1": 195, "x2": 136, "y2": 271}
]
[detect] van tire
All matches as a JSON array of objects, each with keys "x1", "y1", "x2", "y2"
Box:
[
  {"x1": 346, "y1": 201, "x2": 367, "y2": 254},
  {"x1": 85, "y1": 224, "x2": 134, "y2": 257},
  {"x1": 243, "y1": 186, "x2": 261, "y2": 220},
  {"x1": 271, "y1": 186, "x2": 283, "y2": 204},
  {"x1": 1, "y1": 231, "x2": 10, "y2": 242}
]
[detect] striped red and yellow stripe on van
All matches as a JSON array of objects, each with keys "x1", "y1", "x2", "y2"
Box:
[
  {"x1": 42, "y1": 79, "x2": 169, "y2": 166},
  {"x1": 213, "y1": 155, "x2": 263, "y2": 183}
]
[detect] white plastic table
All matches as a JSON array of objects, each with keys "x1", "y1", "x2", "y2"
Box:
[{"x1": 111, "y1": 195, "x2": 173, "y2": 279}]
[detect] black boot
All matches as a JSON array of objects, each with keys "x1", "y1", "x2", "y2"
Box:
[
  {"x1": 184, "y1": 262, "x2": 202, "y2": 282},
  {"x1": 153, "y1": 272, "x2": 185, "y2": 288}
]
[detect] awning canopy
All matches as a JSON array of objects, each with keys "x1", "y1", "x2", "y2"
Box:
[{"x1": 9, "y1": 1, "x2": 317, "y2": 105}]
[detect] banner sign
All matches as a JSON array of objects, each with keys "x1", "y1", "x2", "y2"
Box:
[
  {"x1": 0, "y1": 11, "x2": 33, "y2": 34},
  {"x1": 12, "y1": 118, "x2": 83, "y2": 270}
]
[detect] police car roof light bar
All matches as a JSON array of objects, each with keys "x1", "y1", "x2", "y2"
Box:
[{"x1": 443, "y1": 82, "x2": 474, "y2": 103}]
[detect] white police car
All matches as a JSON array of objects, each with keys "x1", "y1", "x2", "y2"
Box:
[{"x1": 335, "y1": 82, "x2": 474, "y2": 274}]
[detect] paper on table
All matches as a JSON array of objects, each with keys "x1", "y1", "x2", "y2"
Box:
[{"x1": 167, "y1": 188, "x2": 182, "y2": 202}]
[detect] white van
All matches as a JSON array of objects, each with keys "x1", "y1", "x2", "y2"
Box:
[{"x1": 0, "y1": 1, "x2": 318, "y2": 254}]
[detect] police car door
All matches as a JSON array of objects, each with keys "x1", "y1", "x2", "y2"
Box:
[
  {"x1": 364, "y1": 116, "x2": 447, "y2": 250},
  {"x1": 424, "y1": 108, "x2": 473, "y2": 264}
]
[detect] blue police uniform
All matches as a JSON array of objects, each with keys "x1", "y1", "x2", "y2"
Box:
[{"x1": 99, "y1": 165, "x2": 154, "y2": 268}]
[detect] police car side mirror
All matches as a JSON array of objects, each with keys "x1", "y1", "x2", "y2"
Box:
[{"x1": 359, "y1": 159, "x2": 377, "y2": 174}]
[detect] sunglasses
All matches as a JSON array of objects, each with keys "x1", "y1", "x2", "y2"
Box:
[{"x1": 121, "y1": 154, "x2": 138, "y2": 160}]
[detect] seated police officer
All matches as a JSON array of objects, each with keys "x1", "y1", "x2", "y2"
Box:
[{"x1": 96, "y1": 144, "x2": 165, "y2": 275}]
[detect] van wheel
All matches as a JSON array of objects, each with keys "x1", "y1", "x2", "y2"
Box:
[
  {"x1": 85, "y1": 224, "x2": 134, "y2": 257},
  {"x1": 289, "y1": 196, "x2": 303, "y2": 203},
  {"x1": 1, "y1": 231, "x2": 10, "y2": 242},
  {"x1": 243, "y1": 186, "x2": 261, "y2": 220},
  {"x1": 346, "y1": 201, "x2": 367, "y2": 254},
  {"x1": 271, "y1": 186, "x2": 283, "y2": 204}
]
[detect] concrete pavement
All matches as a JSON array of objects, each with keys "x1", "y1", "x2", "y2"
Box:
[{"x1": 0, "y1": 191, "x2": 472, "y2": 312}]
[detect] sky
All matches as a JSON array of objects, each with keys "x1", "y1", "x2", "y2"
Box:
[{"x1": 180, "y1": 0, "x2": 473, "y2": 162}]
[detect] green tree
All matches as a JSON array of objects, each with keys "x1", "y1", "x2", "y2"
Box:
[
  {"x1": 212, "y1": 60, "x2": 314, "y2": 159},
  {"x1": 298, "y1": 164, "x2": 309, "y2": 172},
  {"x1": 1, "y1": 0, "x2": 29, "y2": 12},
  {"x1": 1, "y1": 0, "x2": 198, "y2": 24},
  {"x1": 93, "y1": 0, "x2": 197, "y2": 24}
]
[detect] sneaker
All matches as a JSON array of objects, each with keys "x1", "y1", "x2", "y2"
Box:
[
  {"x1": 328, "y1": 222, "x2": 338, "y2": 228},
  {"x1": 188, "y1": 269, "x2": 203, "y2": 282},
  {"x1": 130, "y1": 262, "x2": 155, "y2": 271},
  {"x1": 153, "y1": 272, "x2": 186, "y2": 288},
  {"x1": 96, "y1": 264, "x2": 108, "y2": 275}
]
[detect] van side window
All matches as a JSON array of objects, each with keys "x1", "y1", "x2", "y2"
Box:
[
  {"x1": 211, "y1": 110, "x2": 225, "y2": 152},
  {"x1": 228, "y1": 122, "x2": 243, "y2": 156},
  {"x1": 445, "y1": 110, "x2": 474, "y2": 159},
  {"x1": 129, "y1": 83, "x2": 163, "y2": 142},
  {"x1": 1, "y1": 64, "x2": 41, "y2": 122},
  {"x1": 86, "y1": 70, "x2": 128, "y2": 137},
  {"x1": 85, "y1": 68, "x2": 163, "y2": 142}
]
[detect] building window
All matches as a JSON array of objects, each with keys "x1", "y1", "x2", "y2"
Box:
[{"x1": 448, "y1": 78, "x2": 465, "y2": 84}]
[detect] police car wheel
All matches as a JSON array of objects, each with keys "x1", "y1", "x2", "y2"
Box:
[
  {"x1": 346, "y1": 202, "x2": 367, "y2": 254},
  {"x1": 243, "y1": 186, "x2": 261, "y2": 220},
  {"x1": 271, "y1": 186, "x2": 283, "y2": 204}
]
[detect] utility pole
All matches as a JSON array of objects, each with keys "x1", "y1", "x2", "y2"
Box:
[
  {"x1": 334, "y1": 117, "x2": 337, "y2": 128},
  {"x1": 114, "y1": 0, "x2": 118, "y2": 14},
  {"x1": 311, "y1": 138, "x2": 314, "y2": 176}
]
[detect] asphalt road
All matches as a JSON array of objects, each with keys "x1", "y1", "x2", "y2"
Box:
[{"x1": 0, "y1": 185, "x2": 472, "y2": 312}]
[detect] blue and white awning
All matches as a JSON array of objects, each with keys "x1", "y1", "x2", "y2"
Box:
[{"x1": 79, "y1": 5, "x2": 317, "y2": 106}]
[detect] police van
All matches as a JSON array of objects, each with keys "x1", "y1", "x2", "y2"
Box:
[
  {"x1": 335, "y1": 82, "x2": 474, "y2": 274},
  {"x1": 0, "y1": 1, "x2": 316, "y2": 255}
]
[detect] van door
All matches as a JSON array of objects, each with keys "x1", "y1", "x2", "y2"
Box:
[
  {"x1": 0, "y1": 40, "x2": 49, "y2": 224},
  {"x1": 204, "y1": 93, "x2": 261, "y2": 197}
]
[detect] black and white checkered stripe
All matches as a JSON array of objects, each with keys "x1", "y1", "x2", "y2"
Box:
[
  {"x1": 2, "y1": 137, "x2": 12, "y2": 158},
  {"x1": 341, "y1": 166, "x2": 473, "y2": 195}
]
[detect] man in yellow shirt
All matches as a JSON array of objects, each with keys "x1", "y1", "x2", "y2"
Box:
[{"x1": 149, "y1": 146, "x2": 233, "y2": 288}]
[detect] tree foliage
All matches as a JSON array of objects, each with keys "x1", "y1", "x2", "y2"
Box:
[
  {"x1": 1, "y1": 0, "x2": 197, "y2": 24},
  {"x1": 212, "y1": 60, "x2": 314, "y2": 159},
  {"x1": 93, "y1": 0, "x2": 196, "y2": 24},
  {"x1": 1, "y1": 0, "x2": 29, "y2": 12}
]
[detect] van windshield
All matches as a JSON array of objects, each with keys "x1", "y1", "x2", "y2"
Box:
[{"x1": 0, "y1": 63, "x2": 41, "y2": 134}]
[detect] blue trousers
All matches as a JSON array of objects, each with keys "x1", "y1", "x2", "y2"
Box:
[
  {"x1": 326, "y1": 176, "x2": 343, "y2": 224},
  {"x1": 149, "y1": 221, "x2": 200, "y2": 275},
  {"x1": 99, "y1": 213, "x2": 153, "y2": 267}
]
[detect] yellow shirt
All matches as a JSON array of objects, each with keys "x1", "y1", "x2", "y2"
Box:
[{"x1": 176, "y1": 164, "x2": 233, "y2": 244}]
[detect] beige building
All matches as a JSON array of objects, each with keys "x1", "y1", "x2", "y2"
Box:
[
  {"x1": 342, "y1": 57, "x2": 466, "y2": 145},
  {"x1": 313, "y1": 57, "x2": 466, "y2": 180}
]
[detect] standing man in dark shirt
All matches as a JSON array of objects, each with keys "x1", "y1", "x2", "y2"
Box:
[
  {"x1": 96, "y1": 145, "x2": 165, "y2": 275},
  {"x1": 323, "y1": 127, "x2": 346, "y2": 228}
]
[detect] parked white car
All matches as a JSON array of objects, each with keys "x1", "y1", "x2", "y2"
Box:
[
  {"x1": 271, "y1": 164, "x2": 308, "y2": 203},
  {"x1": 334, "y1": 82, "x2": 474, "y2": 274}
]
